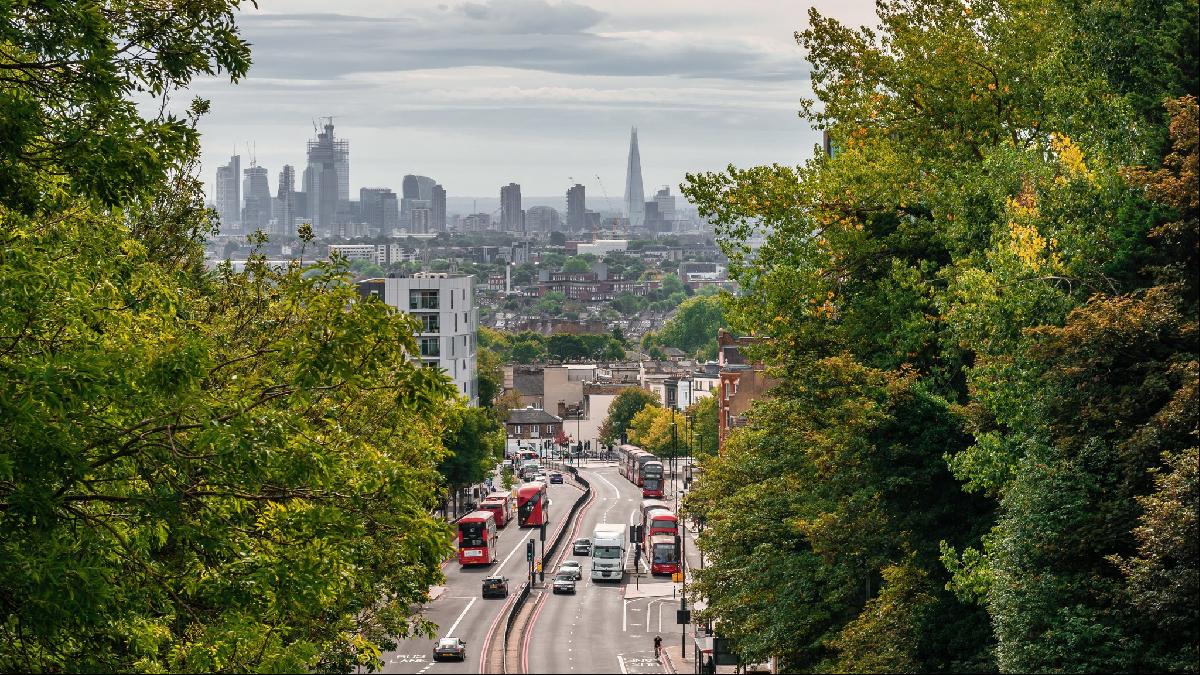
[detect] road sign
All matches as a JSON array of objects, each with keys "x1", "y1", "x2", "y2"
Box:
[
  {"x1": 677, "y1": 609, "x2": 691, "y2": 624},
  {"x1": 672, "y1": 571, "x2": 684, "y2": 583},
  {"x1": 535, "y1": 560, "x2": 542, "y2": 573}
]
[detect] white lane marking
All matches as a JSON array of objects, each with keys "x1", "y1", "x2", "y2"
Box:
[
  {"x1": 442, "y1": 597, "x2": 477, "y2": 638},
  {"x1": 623, "y1": 599, "x2": 629, "y2": 632},
  {"x1": 658, "y1": 601, "x2": 663, "y2": 632},
  {"x1": 617, "y1": 654, "x2": 629, "y2": 674},
  {"x1": 591, "y1": 469, "x2": 621, "y2": 523}
]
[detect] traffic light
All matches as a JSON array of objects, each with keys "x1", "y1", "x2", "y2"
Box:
[
  {"x1": 526, "y1": 539, "x2": 534, "y2": 562},
  {"x1": 630, "y1": 525, "x2": 644, "y2": 543}
]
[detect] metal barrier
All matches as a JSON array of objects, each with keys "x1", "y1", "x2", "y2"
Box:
[{"x1": 498, "y1": 468, "x2": 593, "y2": 673}]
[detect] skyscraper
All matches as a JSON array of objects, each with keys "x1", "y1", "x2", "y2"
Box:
[
  {"x1": 401, "y1": 174, "x2": 437, "y2": 227},
  {"x1": 566, "y1": 183, "x2": 586, "y2": 232},
  {"x1": 624, "y1": 127, "x2": 645, "y2": 228},
  {"x1": 276, "y1": 165, "x2": 297, "y2": 237},
  {"x1": 432, "y1": 184, "x2": 447, "y2": 231},
  {"x1": 360, "y1": 187, "x2": 399, "y2": 236},
  {"x1": 215, "y1": 154, "x2": 241, "y2": 232},
  {"x1": 654, "y1": 185, "x2": 677, "y2": 230},
  {"x1": 500, "y1": 183, "x2": 523, "y2": 233},
  {"x1": 305, "y1": 118, "x2": 348, "y2": 237},
  {"x1": 525, "y1": 206, "x2": 560, "y2": 235},
  {"x1": 241, "y1": 162, "x2": 272, "y2": 233}
]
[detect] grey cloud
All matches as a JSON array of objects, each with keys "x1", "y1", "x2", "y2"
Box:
[{"x1": 236, "y1": 9, "x2": 805, "y2": 83}]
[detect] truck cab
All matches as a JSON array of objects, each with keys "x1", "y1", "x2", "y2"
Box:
[{"x1": 590, "y1": 523, "x2": 627, "y2": 582}]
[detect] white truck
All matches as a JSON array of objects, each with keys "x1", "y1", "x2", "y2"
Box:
[{"x1": 590, "y1": 523, "x2": 627, "y2": 582}]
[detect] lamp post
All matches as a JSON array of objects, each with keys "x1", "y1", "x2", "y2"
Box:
[{"x1": 670, "y1": 414, "x2": 678, "y2": 511}]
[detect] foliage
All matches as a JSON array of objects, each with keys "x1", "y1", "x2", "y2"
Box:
[
  {"x1": 598, "y1": 388, "x2": 661, "y2": 445},
  {"x1": 685, "y1": 396, "x2": 719, "y2": 458},
  {"x1": 561, "y1": 256, "x2": 593, "y2": 274},
  {"x1": 534, "y1": 290, "x2": 566, "y2": 316},
  {"x1": 0, "y1": 3, "x2": 465, "y2": 671},
  {"x1": 681, "y1": 0, "x2": 1197, "y2": 671},
  {"x1": 643, "y1": 294, "x2": 729, "y2": 360},
  {"x1": 628, "y1": 405, "x2": 681, "y2": 457},
  {"x1": 438, "y1": 406, "x2": 505, "y2": 491}
]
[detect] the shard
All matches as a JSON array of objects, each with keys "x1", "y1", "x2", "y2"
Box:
[{"x1": 624, "y1": 127, "x2": 645, "y2": 228}]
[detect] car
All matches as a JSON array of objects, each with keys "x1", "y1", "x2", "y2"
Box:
[
  {"x1": 559, "y1": 561, "x2": 583, "y2": 580},
  {"x1": 481, "y1": 575, "x2": 509, "y2": 598},
  {"x1": 549, "y1": 472, "x2": 564, "y2": 484},
  {"x1": 552, "y1": 571, "x2": 577, "y2": 594},
  {"x1": 573, "y1": 538, "x2": 592, "y2": 555},
  {"x1": 433, "y1": 637, "x2": 467, "y2": 662}
]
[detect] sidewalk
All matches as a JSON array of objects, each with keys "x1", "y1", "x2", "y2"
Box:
[{"x1": 661, "y1": 634, "x2": 739, "y2": 675}]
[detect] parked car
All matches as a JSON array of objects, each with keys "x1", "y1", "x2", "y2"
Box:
[
  {"x1": 433, "y1": 637, "x2": 467, "y2": 661},
  {"x1": 553, "y1": 571, "x2": 577, "y2": 594},
  {"x1": 559, "y1": 561, "x2": 583, "y2": 580},
  {"x1": 481, "y1": 575, "x2": 509, "y2": 598},
  {"x1": 573, "y1": 538, "x2": 592, "y2": 555},
  {"x1": 549, "y1": 472, "x2": 564, "y2": 484}
]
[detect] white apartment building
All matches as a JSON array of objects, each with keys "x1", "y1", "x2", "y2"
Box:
[
  {"x1": 327, "y1": 244, "x2": 377, "y2": 262},
  {"x1": 357, "y1": 273, "x2": 478, "y2": 405}
]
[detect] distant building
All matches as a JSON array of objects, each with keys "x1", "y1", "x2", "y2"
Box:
[
  {"x1": 241, "y1": 163, "x2": 272, "y2": 233},
  {"x1": 359, "y1": 187, "x2": 399, "y2": 236},
  {"x1": 410, "y1": 206, "x2": 432, "y2": 234},
  {"x1": 525, "y1": 205, "x2": 561, "y2": 235},
  {"x1": 214, "y1": 154, "x2": 241, "y2": 232},
  {"x1": 327, "y1": 244, "x2": 377, "y2": 262},
  {"x1": 717, "y1": 329, "x2": 776, "y2": 453},
  {"x1": 432, "y1": 184, "x2": 447, "y2": 231},
  {"x1": 463, "y1": 212, "x2": 491, "y2": 232},
  {"x1": 500, "y1": 183, "x2": 523, "y2": 233},
  {"x1": 624, "y1": 127, "x2": 645, "y2": 228},
  {"x1": 566, "y1": 183, "x2": 586, "y2": 231},
  {"x1": 276, "y1": 165, "x2": 297, "y2": 237},
  {"x1": 401, "y1": 174, "x2": 437, "y2": 227},
  {"x1": 504, "y1": 406, "x2": 563, "y2": 454},
  {"x1": 305, "y1": 119, "x2": 348, "y2": 237},
  {"x1": 357, "y1": 273, "x2": 478, "y2": 405},
  {"x1": 654, "y1": 186, "x2": 676, "y2": 229},
  {"x1": 576, "y1": 239, "x2": 628, "y2": 257}
]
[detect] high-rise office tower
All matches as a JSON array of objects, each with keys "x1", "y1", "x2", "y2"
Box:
[
  {"x1": 276, "y1": 165, "x2": 297, "y2": 237},
  {"x1": 401, "y1": 174, "x2": 436, "y2": 227},
  {"x1": 241, "y1": 163, "x2": 272, "y2": 233},
  {"x1": 654, "y1": 185, "x2": 676, "y2": 230},
  {"x1": 359, "y1": 187, "x2": 399, "y2": 236},
  {"x1": 566, "y1": 183, "x2": 586, "y2": 232},
  {"x1": 500, "y1": 183, "x2": 522, "y2": 233},
  {"x1": 305, "y1": 118, "x2": 348, "y2": 237},
  {"x1": 432, "y1": 184, "x2": 446, "y2": 231},
  {"x1": 624, "y1": 127, "x2": 645, "y2": 228},
  {"x1": 215, "y1": 154, "x2": 241, "y2": 232},
  {"x1": 410, "y1": 207, "x2": 432, "y2": 234}
]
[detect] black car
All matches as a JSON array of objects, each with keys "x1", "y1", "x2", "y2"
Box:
[
  {"x1": 572, "y1": 537, "x2": 592, "y2": 555},
  {"x1": 481, "y1": 575, "x2": 509, "y2": 598},
  {"x1": 549, "y1": 472, "x2": 564, "y2": 484}
]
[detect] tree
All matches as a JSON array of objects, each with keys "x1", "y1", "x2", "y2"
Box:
[
  {"x1": 685, "y1": 396, "x2": 719, "y2": 458},
  {"x1": 0, "y1": 4, "x2": 462, "y2": 671},
  {"x1": 547, "y1": 334, "x2": 587, "y2": 362},
  {"x1": 599, "y1": 388, "x2": 661, "y2": 445},
  {"x1": 510, "y1": 337, "x2": 547, "y2": 364},
  {"x1": 535, "y1": 291, "x2": 566, "y2": 316},
  {"x1": 439, "y1": 406, "x2": 505, "y2": 509},
  {"x1": 646, "y1": 294, "x2": 729, "y2": 360},
  {"x1": 477, "y1": 346, "x2": 504, "y2": 408},
  {"x1": 562, "y1": 256, "x2": 593, "y2": 274}
]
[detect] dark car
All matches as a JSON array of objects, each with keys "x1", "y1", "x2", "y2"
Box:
[
  {"x1": 552, "y1": 571, "x2": 577, "y2": 594},
  {"x1": 572, "y1": 537, "x2": 592, "y2": 555},
  {"x1": 433, "y1": 637, "x2": 466, "y2": 662},
  {"x1": 549, "y1": 472, "x2": 564, "y2": 484},
  {"x1": 481, "y1": 575, "x2": 509, "y2": 598}
]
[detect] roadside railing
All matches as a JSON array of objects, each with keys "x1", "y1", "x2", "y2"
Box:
[{"x1": 497, "y1": 466, "x2": 593, "y2": 673}]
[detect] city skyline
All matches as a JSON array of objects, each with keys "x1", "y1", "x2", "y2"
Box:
[{"x1": 189, "y1": 0, "x2": 879, "y2": 199}]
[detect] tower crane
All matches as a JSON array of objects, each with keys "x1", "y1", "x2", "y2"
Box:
[{"x1": 594, "y1": 174, "x2": 624, "y2": 238}]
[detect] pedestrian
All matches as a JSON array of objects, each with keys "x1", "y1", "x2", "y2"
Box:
[{"x1": 653, "y1": 635, "x2": 662, "y2": 659}]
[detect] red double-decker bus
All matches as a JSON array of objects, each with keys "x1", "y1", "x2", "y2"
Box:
[
  {"x1": 516, "y1": 482, "x2": 548, "y2": 527},
  {"x1": 641, "y1": 459, "x2": 664, "y2": 497},
  {"x1": 619, "y1": 445, "x2": 661, "y2": 488},
  {"x1": 479, "y1": 491, "x2": 514, "y2": 528},
  {"x1": 645, "y1": 533, "x2": 681, "y2": 575},
  {"x1": 641, "y1": 500, "x2": 679, "y2": 539},
  {"x1": 457, "y1": 511, "x2": 498, "y2": 565}
]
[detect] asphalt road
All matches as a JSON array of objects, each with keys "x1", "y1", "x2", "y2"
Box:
[
  {"x1": 378, "y1": 476, "x2": 580, "y2": 674},
  {"x1": 523, "y1": 464, "x2": 702, "y2": 675}
]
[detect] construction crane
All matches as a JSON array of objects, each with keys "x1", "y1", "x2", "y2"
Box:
[{"x1": 594, "y1": 174, "x2": 625, "y2": 238}]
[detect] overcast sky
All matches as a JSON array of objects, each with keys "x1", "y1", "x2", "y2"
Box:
[{"x1": 193, "y1": 0, "x2": 877, "y2": 206}]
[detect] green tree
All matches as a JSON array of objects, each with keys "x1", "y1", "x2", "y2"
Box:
[
  {"x1": 647, "y1": 294, "x2": 728, "y2": 359},
  {"x1": 438, "y1": 406, "x2": 505, "y2": 509},
  {"x1": 510, "y1": 334, "x2": 547, "y2": 364},
  {"x1": 0, "y1": 4, "x2": 461, "y2": 671},
  {"x1": 598, "y1": 388, "x2": 661, "y2": 445},
  {"x1": 547, "y1": 333, "x2": 587, "y2": 362},
  {"x1": 562, "y1": 256, "x2": 593, "y2": 274},
  {"x1": 685, "y1": 395, "x2": 719, "y2": 458},
  {"x1": 535, "y1": 290, "x2": 566, "y2": 316}
]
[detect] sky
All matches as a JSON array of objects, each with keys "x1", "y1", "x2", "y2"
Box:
[{"x1": 192, "y1": 0, "x2": 878, "y2": 208}]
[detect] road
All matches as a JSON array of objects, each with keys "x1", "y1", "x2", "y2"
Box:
[
  {"x1": 376, "y1": 460, "x2": 703, "y2": 674},
  {"x1": 378, "y1": 476, "x2": 580, "y2": 674},
  {"x1": 523, "y1": 464, "x2": 703, "y2": 674}
]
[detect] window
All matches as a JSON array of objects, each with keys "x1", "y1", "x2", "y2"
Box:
[
  {"x1": 421, "y1": 314, "x2": 440, "y2": 333},
  {"x1": 514, "y1": 425, "x2": 522, "y2": 435},
  {"x1": 420, "y1": 337, "x2": 440, "y2": 357},
  {"x1": 454, "y1": 313, "x2": 458, "y2": 332},
  {"x1": 410, "y1": 289, "x2": 438, "y2": 310}
]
